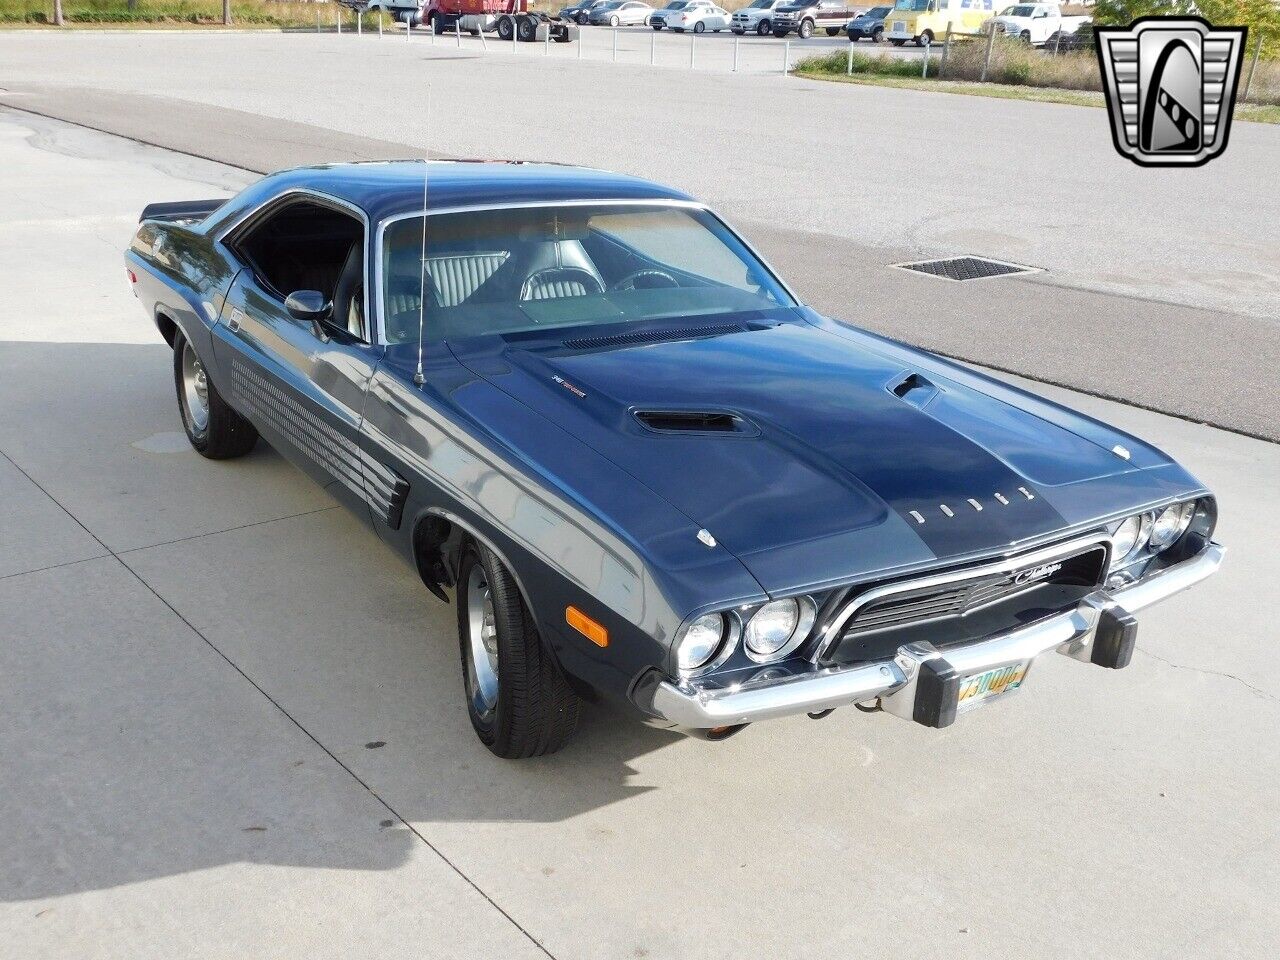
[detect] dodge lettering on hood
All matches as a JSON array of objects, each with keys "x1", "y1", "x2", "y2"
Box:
[{"x1": 126, "y1": 162, "x2": 1223, "y2": 758}]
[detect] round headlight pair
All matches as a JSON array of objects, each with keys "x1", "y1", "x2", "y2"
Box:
[
  {"x1": 1111, "y1": 501, "x2": 1197, "y2": 570},
  {"x1": 744, "y1": 597, "x2": 816, "y2": 663}
]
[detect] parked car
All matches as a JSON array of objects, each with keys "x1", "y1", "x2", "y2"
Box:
[
  {"x1": 989, "y1": 2, "x2": 1088, "y2": 45},
  {"x1": 588, "y1": 0, "x2": 653, "y2": 24},
  {"x1": 845, "y1": 4, "x2": 891, "y2": 41},
  {"x1": 885, "y1": 0, "x2": 997, "y2": 45},
  {"x1": 1044, "y1": 20, "x2": 1094, "y2": 51},
  {"x1": 670, "y1": 2, "x2": 730, "y2": 31},
  {"x1": 561, "y1": 0, "x2": 612, "y2": 24},
  {"x1": 126, "y1": 162, "x2": 1224, "y2": 757},
  {"x1": 730, "y1": 0, "x2": 786, "y2": 36},
  {"x1": 771, "y1": 0, "x2": 858, "y2": 39},
  {"x1": 649, "y1": 0, "x2": 713, "y2": 29}
]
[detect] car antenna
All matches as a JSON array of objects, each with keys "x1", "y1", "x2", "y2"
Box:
[{"x1": 414, "y1": 148, "x2": 429, "y2": 387}]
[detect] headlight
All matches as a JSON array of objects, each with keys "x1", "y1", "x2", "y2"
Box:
[
  {"x1": 1109, "y1": 514, "x2": 1150, "y2": 568},
  {"x1": 744, "y1": 597, "x2": 816, "y2": 663},
  {"x1": 1149, "y1": 501, "x2": 1195, "y2": 550},
  {"x1": 675, "y1": 613, "x2": 727, "y2": 672}
]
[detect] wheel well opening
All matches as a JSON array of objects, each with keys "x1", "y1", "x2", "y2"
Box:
[
  {"x1": 413, "y1": 515, "x2": 456, "y2": 602},
  {"x1": 156, "y1": 312, "x2": 178, "y2": 348}
]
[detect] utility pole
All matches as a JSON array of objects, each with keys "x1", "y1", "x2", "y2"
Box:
[
  {"x1": 222, "y1": 0, "x2": 231, "y2": 27},
  {"x1": 53, "y1": 0, "x2": 64, "y2": 26}
]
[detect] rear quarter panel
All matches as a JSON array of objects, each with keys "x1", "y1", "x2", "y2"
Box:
[{"x1": 126, "y1": 220, "x2": 239, "y2": 381}]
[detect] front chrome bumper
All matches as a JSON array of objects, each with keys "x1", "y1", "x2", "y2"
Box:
[{"x1": 634, "y1": 542, "x2": 1224, "y2": 732}]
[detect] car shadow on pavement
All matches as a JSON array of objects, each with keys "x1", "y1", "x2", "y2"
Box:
[{"x1": 0, "y1": 340, "x2": 684, "y2": 903}]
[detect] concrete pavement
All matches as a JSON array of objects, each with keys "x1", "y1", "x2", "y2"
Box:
[{"x1": 1, "y1": 107, "x2": 1277, "y2": 960}]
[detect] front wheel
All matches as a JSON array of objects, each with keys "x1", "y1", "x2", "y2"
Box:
[
  {"x1": 456, "y1": 542, "x2": 582, "y2": 758},
  {"x1": 173, "y1": 333, "x2": 257, "y2": 459},
  {"x1": 517, "y1": 15, "x2": 537, "y2": 40},
  {"x1": 918, "y1": 29, "x2": 933, "y2": 46},
  {"x1": 609, "y1": 14, "x2": 619, "y2": 26},
  {"x1": 797, "y1": 18, "x2": 813, "y2": 39},
  {"x1": 826, "y1": 27, "x2": 840, "y2": 36},
  {"x1": 1020, "y1": 30, "x2": 1032, "y2": 44},
  {"x1": 757, "y1": 19, "x2": 771, "y2": 36},
  {"x1": 497, "y1": 15, "x2": 514, "y2": 40},
  {"x1": 871, "y1": 27, "x2": 883, "y2": 43}
]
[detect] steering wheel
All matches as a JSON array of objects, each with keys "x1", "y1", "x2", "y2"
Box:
[{"x1": 611, "y1": 269, "x2": 679, "y2": 292}]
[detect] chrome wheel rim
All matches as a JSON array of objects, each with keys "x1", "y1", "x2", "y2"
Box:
[
  {"x1": 181, "y1": 341, "x2": 210, "y2": 434},
  {"x1": 464, "y1": 563, "x2": 500, "y2": 720}
]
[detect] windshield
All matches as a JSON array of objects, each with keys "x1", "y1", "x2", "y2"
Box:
[
  {"x1": 894, "y1": 0, "x2": 931, "y2": 9},
  {"x1": 380, "y1": 204, "x2": 794, "y2": 344},
  {"x1": 665, "y1": 1, "x2": 687, "y2": 8},
  {"x1": 866, "y1": 6, "x2": 891, "y2": 15},
  {"x1": 748, "y1": 0, "x2": 772, "y2": 7},
  {"x1": 1002, "y1": 5, "x2": 1036, "y2": 15}
]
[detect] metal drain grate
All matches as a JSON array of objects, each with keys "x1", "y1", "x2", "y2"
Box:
[{"x1": 892, "y1": 256, "x2": 1043, "y2": 282}]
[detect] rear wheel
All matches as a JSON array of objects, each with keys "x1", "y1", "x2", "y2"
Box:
[
  {"x1": 610, "y1": 14, "x2": 620, "y2": 26},
  {"x1": 456, "y1": 542, "x2": 582, "y2": 758},
  {"x1": 757, "y1": 19, "x2": 771, "y2": 35},
  {"x1": 173, "y1": 333, "x2": 257, "y2": 459},
  {"x1": 497, "y1": 14, "x2": 514, "y2": 40},
  {"x1": 693, "y1": 20, "x2": 705, "y2": 33},
  {"x1": 826, "y1": 27, "x2": 840, "y2": 36},
  {"x1": 517, "y1": 14, "x2": 537, "y2": 40},
  {"x1": 918, "y1": 29, "x2": 933, "y2": 45}
]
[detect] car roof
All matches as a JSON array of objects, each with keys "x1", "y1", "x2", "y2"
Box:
[{"x1": 246, "y1": 160, "x2": 694, "y2": 224}]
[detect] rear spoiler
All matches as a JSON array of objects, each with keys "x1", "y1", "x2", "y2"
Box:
[{"x1": 139, "y1": 199, "x2": 228, "y2": 224}]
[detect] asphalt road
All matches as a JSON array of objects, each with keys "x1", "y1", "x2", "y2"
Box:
[
  {"x1": 1, "y1": 30, "x2": 1277, "y2": 440},
  {"x1": 1, "y1": 108, "x2": 1277, "y2": 960}
]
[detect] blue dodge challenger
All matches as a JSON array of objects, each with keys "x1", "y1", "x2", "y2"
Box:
[{"x1": 126, "y1": 161, "x2": 1223, "y2": 757}]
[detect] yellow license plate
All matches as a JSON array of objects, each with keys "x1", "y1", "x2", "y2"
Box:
[{"x1": 956, "y1": 661, "x2": 1029, "y2": 715}]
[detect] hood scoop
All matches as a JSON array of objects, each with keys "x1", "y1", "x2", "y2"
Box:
[
  {"x1": 563, "y1": 323, "x2": 747, "y2": 351},
  {"x1": 633, "y1": 409, "x2": 754, "y2": 435}
]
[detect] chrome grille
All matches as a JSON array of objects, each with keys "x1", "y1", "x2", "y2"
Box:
[{"x1": 828, "y1": 539, "x2": 1109, "y2": 649}]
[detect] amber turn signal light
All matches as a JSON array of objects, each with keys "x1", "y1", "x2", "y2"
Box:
[{"x1": 566, "y1": 606, "x2": 608, "y2": 648}]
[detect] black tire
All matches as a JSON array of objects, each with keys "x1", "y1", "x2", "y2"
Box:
[
  {"x1": 889, "y1": 37, "x2": 905, "y2": 45},
  {"x1": 172, "y1": 333, "x2": 257, "y2": 460},
  {"x1": 871, "y1": 26, "x2": 883, "y2": 43},
  {"x1": 609, "y1": 14, "x2": 619, "y2": 26},
  {"x1": 826, "y1": 27, "x2": 840, "y2": 36},
  {"x1": 1020, "y1": 30, "x2": 1032, "y2": 44},
  {"x1": 798, "y1": 18, "x2": 813, "y2": 39},
  {"x1": 497, "y1": 14, "x2": 514, "y2": 40},
  {"x1": 918, "y1": 29, "x2": 933, "y2": 46},
  {"x1": 456, "y1": 542, "x2": 581, "y2": 758},
  {"x1": 517, "y1": 14, "x2": 537, "y2": 40},
  {"x1": 693, "y1": 20, "x2": 705, "y2": 33},
  {"x1": 757, "y1": 19, "x2": 771, "y2": 35}
]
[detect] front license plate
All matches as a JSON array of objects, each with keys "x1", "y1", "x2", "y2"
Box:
[{"x1": 955, "y1": 661, "x2": 1029, "y2": 715}]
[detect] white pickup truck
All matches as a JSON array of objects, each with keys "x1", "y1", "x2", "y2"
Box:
[{"x1": 988, "y1": 3, "x2": 1088, "y2": 46}]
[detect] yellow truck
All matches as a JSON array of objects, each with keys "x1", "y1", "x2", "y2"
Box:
[{"x1": 883, "y1": 0, "x2": 998, "y2": 46}]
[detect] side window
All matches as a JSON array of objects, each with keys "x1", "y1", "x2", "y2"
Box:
[{"x1": 229, "y1": 198, "x2": 367, "y2": 340}]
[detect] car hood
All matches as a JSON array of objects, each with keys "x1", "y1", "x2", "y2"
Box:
[{"x1": 450, "y1": 317, "x2": 1200, "y2": 593}]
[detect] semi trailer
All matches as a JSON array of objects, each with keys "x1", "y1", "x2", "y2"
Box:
[{"x1": 361, "y1": 0, "x2": 578, "y2": 42}]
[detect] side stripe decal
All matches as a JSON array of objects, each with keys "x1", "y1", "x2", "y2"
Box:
[{"x1": 231, "y1": 360, "x2": 408, "y2": 529}]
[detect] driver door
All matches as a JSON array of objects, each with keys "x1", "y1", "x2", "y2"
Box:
[{"x1": 211, "y1": 193, "x2": 389, "y2": 526}]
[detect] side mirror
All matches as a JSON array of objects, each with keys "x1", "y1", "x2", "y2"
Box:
[{"x1": 285, "y1": 290, "x2": 333, "y2": 341}]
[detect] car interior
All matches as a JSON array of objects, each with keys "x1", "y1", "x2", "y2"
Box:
[{"x1": 232, "y1": 199, "x2": 367, "y2": 340}]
